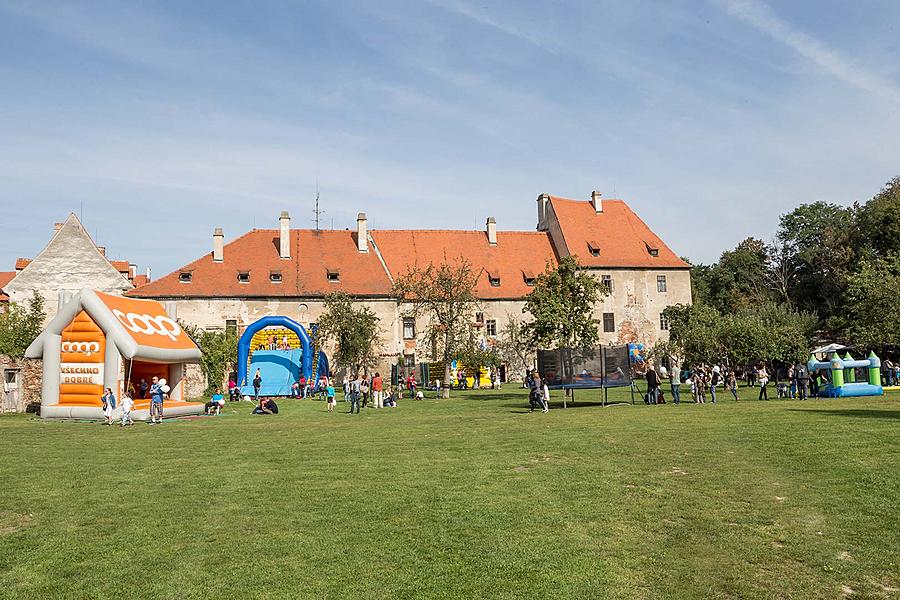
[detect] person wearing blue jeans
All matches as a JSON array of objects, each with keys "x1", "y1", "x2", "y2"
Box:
[{"x1": 670, "y1": 371, "x2": 681, "y2": 404}]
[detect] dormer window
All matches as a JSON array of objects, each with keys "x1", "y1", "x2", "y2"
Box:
[
  {"x1": 179, "y1": 272, "x2": 192, "y2": 283},
  {"x1": 487, "y1": 269, "x2": 501, "y2": 287},
  {"x1": 270, "y1": 271, "x2": 283, "y2": 283},
  {"x1": 645, "y1": 242, "x2": 659, "y2": 257},
  {"x1": 327, "y1": 270, "x2": 340, "y2": 282},
  {"x1": 522, "y1": 269, "x2": 536, "y2": 286},
  {"x1": 587, "y1": 240, "x2": 602, "y2": 257},
  {"x1": 237, "y1": 271, "x2": 250, "y2": 283}
]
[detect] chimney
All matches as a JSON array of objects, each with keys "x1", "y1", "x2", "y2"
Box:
[
  {"x1": 537, "y1": 193, "x2": 550, "y2": 230},
  {"x1": 145, "y1": 267, "x2": 152, "y2": 282},
  {"x1": 97, "y1": 246, "x2": 106, "y2": 256},
  {"x1": 129, "y1": 263, "x2": 137, "y2": 279},
  {"x1": 591, "y1": 191, "x2": 603, "y2": 213},
  {"x1": 279, "y1": 211, "x2": 291, "y2": 259},
  {"x1": 213, "y1": 228, "x2": 224, "y2": 262},
  {"x1": 486, "y1": 217, "x2": 497, "y2": 245},
  {"x1": 356, "y1": 212, "x2": 368, "y2": 253}
]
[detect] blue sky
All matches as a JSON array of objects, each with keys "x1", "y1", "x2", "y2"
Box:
[{"x1": 1, "y1": 0, "x2": 899, "y2": 276}]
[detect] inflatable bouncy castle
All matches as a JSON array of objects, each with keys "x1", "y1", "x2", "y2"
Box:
[
  {"x1": 25, "y1": 289, "x2": 205, "y2": 420},
  {"x1": 807, "y1": 351, "x2": 884, "y2": 398},
  {"x1": 236, "y1": 316, "x2": 329, "y2": 396}
]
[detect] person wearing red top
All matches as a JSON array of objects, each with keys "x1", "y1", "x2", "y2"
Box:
[
  {"x1": 298, "y1": 375, "x2": 307, "y2": 398},
  {"x1": 406, "y1": 373, "x2": 417, "y2": 400},
  {"x1": 371, "y1": 372, "x2": 384, "y2": 408}
]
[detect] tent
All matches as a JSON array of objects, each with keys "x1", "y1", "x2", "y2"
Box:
[{"x1": 25, "y1": 289, "x2": 204, "y2": 420}]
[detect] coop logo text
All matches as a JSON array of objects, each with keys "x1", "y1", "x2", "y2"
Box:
[
  {"x1": 61, "y1": 341, "x2": 100, "y2": 355},
  {"x1": 113, "y1": 310, "x2": 181, "y2": 341}
]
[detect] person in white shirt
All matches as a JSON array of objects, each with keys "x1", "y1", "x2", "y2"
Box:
[
  {"x1": 541, "y1": 379, "x2": 550, "y2": 413},
  {"x1": 119, "y1": 394, "x2": 134, "y2": 427}
]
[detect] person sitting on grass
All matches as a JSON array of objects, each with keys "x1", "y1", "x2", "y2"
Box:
[
  {"x1": 383, "y1": 385, "x2": 398, "y2": 407},
  {"x1": 205, "y1": 387, "x2": 226, "y2": 415},
  {"x1": 252, "y1": 396, "x2": 278, "y2": 415}
]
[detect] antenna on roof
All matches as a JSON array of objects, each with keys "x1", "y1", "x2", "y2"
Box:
[{"x1": 312, "y1": 176, "x2": 325, "y2": 231}]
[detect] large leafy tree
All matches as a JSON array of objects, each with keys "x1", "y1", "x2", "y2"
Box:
[
  {"x1": 392, "y1": 258, "x2": 481, "y2": 398},
  {"x1": 316, "y1": 292, "x2": 381, "y2": 377},
  {"x1": 181, "y1": 323, "x2": 238, "y2": 395},
  {"x1": 857, "y1": 176, "x2": 900, "y2": 259},
  {"x1": 0, "y1": 292, "x2": 45, "y2": 358},
  {"x1": 843, "y1": 253, "x2": 900, "y2": 348},
  {"x1": 524, "y1": 256, "x2": 604, "y2": 350},
  {"x1": 775, "y1": 201, "x2": 860, "y2": 327},
  {"x1": 495, "y1": 314, "x2": 536, "y2": 380}
]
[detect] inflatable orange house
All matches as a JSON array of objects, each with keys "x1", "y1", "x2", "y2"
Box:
[{"x1": 26, "y1": 289, "x2": 205, "y2": 420}]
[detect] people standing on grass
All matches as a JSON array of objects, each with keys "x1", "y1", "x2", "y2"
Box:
[
  {"x1": 695, "y1": 368, "x2": 707, "y2": 404},
  {"x1": 407, "y1": 372, "x2": 417, "y2": 400},
  {"x1": 795, "y1": 360, "x2": 809, "y2": 400},
  {"x1": 709, "y1": 366, "x2": 719, "y2": 404},
  {"x1": 669, "y1": 367, "x2": 681, "y2": 404},
  {"x1": 757, "y1": 363, "x2": 769, "y2": 400},
  {"x1": 253, "y1": 369, "x2": 262, "y2": 402},
  {"x1": 540, "y1": 375, "x2": 550, "y2": 413},
  {"x1": 787, "y1": 365, "x2": 796, "y2": 399},
  {"x1": 101, "y1": 387, "x2": 116, "y2": 426},
  {"x1": 348, "y1": 375, "x2": 361, "y2": 414},
  {"x1": 726, "y1": 369, "x2": 738, "y2": 401},
  {"x1": 120, "y1": 393, "x2": 134, "y2": 427},
  {"x1": 150, "y1": 376, "x2": 164, "y2": 424},
  {"x1": 326, "y1": 383, "x2": 336, "y2": 412},
  {"x1": 371, "y1": 372, "x2": 384, "y2": 408},
  {"x1": 645, "y1": 364, "x2": 661, "y2": 404},
  {"x1": 139, "y1": 378, "x2": 149, "y2": 400}
]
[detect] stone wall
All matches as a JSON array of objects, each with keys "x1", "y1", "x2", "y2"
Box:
[
  {"x1": 0, "y1": 355, "x2": 42, "y2": 413},
  {"x1": 183, "y1": 363, "x2": 207, "y2": 400}
]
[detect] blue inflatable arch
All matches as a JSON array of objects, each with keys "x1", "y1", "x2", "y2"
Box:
[{"x1": 237, "y1": 316, "x2": 312, "y2": 386}]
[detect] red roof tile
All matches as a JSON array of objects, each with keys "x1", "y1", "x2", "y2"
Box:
[
  {"x1": 14, "y1": 258, "x2": 31, "y2": 270},
  {"x1": 371, "y1": 230, "x2": 558, "y2": 299},
  {"x1": 0, "y1": 272, "x2": 14, "y2": 302},
  {"x1": 110, "y1": 260, "x2": 131, "y2": 274},
  {"x1": 548, "y1": 196, "x2": 688, "y2": 269},
  {"x1": 128, "y1": 229, "x2": 393, "y2": 298},
  {"x1": 132, "y1": 274, "x2": 150, "y2": 287}
]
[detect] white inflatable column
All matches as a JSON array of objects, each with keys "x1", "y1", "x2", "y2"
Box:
[{"x1": 41, "y1": 334, "x2": 61, "y2": 413}]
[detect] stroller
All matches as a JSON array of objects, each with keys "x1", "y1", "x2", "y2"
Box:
[{"x1": 776, "y1": 382, "x2": 790, "y2": 398}]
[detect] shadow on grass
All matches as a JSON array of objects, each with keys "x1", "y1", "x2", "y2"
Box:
[{"x1": 787, "y1": 408, "x2": 900, "y2": 420}]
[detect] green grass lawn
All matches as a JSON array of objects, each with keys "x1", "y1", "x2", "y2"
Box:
[{"x1": 0, "y1": 386, "x2": 898, "y2": 599}]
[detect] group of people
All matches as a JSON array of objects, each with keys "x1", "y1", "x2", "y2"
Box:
[
  {"x1": 883, "y1": 358, "x2": 900, "y2": 387},
  {"x1": 644, "y1": 359, "x2": 822, "y2": 404},
  {"x1": 99, "y1": 375, "x2": 166, "y2": 426},
  {"x1": 343, "y1": 372, "x2": 402, "y2": 413},
  {"x1": 525, "y1": 371, "x2": 550, "y2": 413},
  {"x1": 258, "y1": 334, "x2": 291, "y2": 351}
]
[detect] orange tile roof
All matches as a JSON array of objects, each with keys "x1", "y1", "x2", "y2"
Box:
[
  {"x1": 14, "y1": 258, "x2": 31, "y2": 270},
  {"x1": 370, "y1": 230, "x2": 558, "y2": 299},
  {"x1": 110, "y1": 260, "x2": 131, "y2": 274},
  {"x1": 548, "y1": 196, "x2": 689, "y2": 269},
  {"x1": 0, "y1": 272, "x2": 14, "y2": 302},
  {"x1": 128, "y1": 229, "x2": 394, "y2": 298},
  {"x1": 132, "y1": 274, "x2": 150, "y2": 287}
]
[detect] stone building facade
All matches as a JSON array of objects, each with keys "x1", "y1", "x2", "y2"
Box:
[
  {"x1": 0, "y1": 355, "x2": 42, "y2": 413},
  {"x1": 129, "y1": 192, "x2": 692, "y2": 382},
  {"x1": 0, "y1": 213, "x2": 149, "y2": 323}
]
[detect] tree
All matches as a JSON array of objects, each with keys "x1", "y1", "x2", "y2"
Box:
[
  {"x1": 496, "y1": 314, "x2": 535, "y2": 380},
  {"x1": 181, "y1": 323, "x2": 238, "y2": 396},
  {"x1": 316, "y1": 292, "x2": 381, "y2": 377},
  {"x1": 392, "y1": 258, "x2": 481, "y2": 398},
  {"x1": 524, "y1": 256, "x2": 604, "y2": 351},
  {"x1": 0, "y1": 292, "x2": 45, "y2": 358},
  {"x1": 843, "y1": 253, "x2": 900, "y2": 348},
  {"x1": 776, "y1": 201, "x2": 860, "y2": 326},
  {"x1": 857, "y1": 176, "x2": 900, "y2": 259}
]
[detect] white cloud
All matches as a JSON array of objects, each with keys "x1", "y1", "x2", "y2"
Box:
[{"x1": 718, "y1": 0, "x2": 900, "y2": 105}]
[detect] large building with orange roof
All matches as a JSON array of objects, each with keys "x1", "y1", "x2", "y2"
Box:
[{"x1": 129, "y1": 192, "x2": 691, "y2": 380}]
